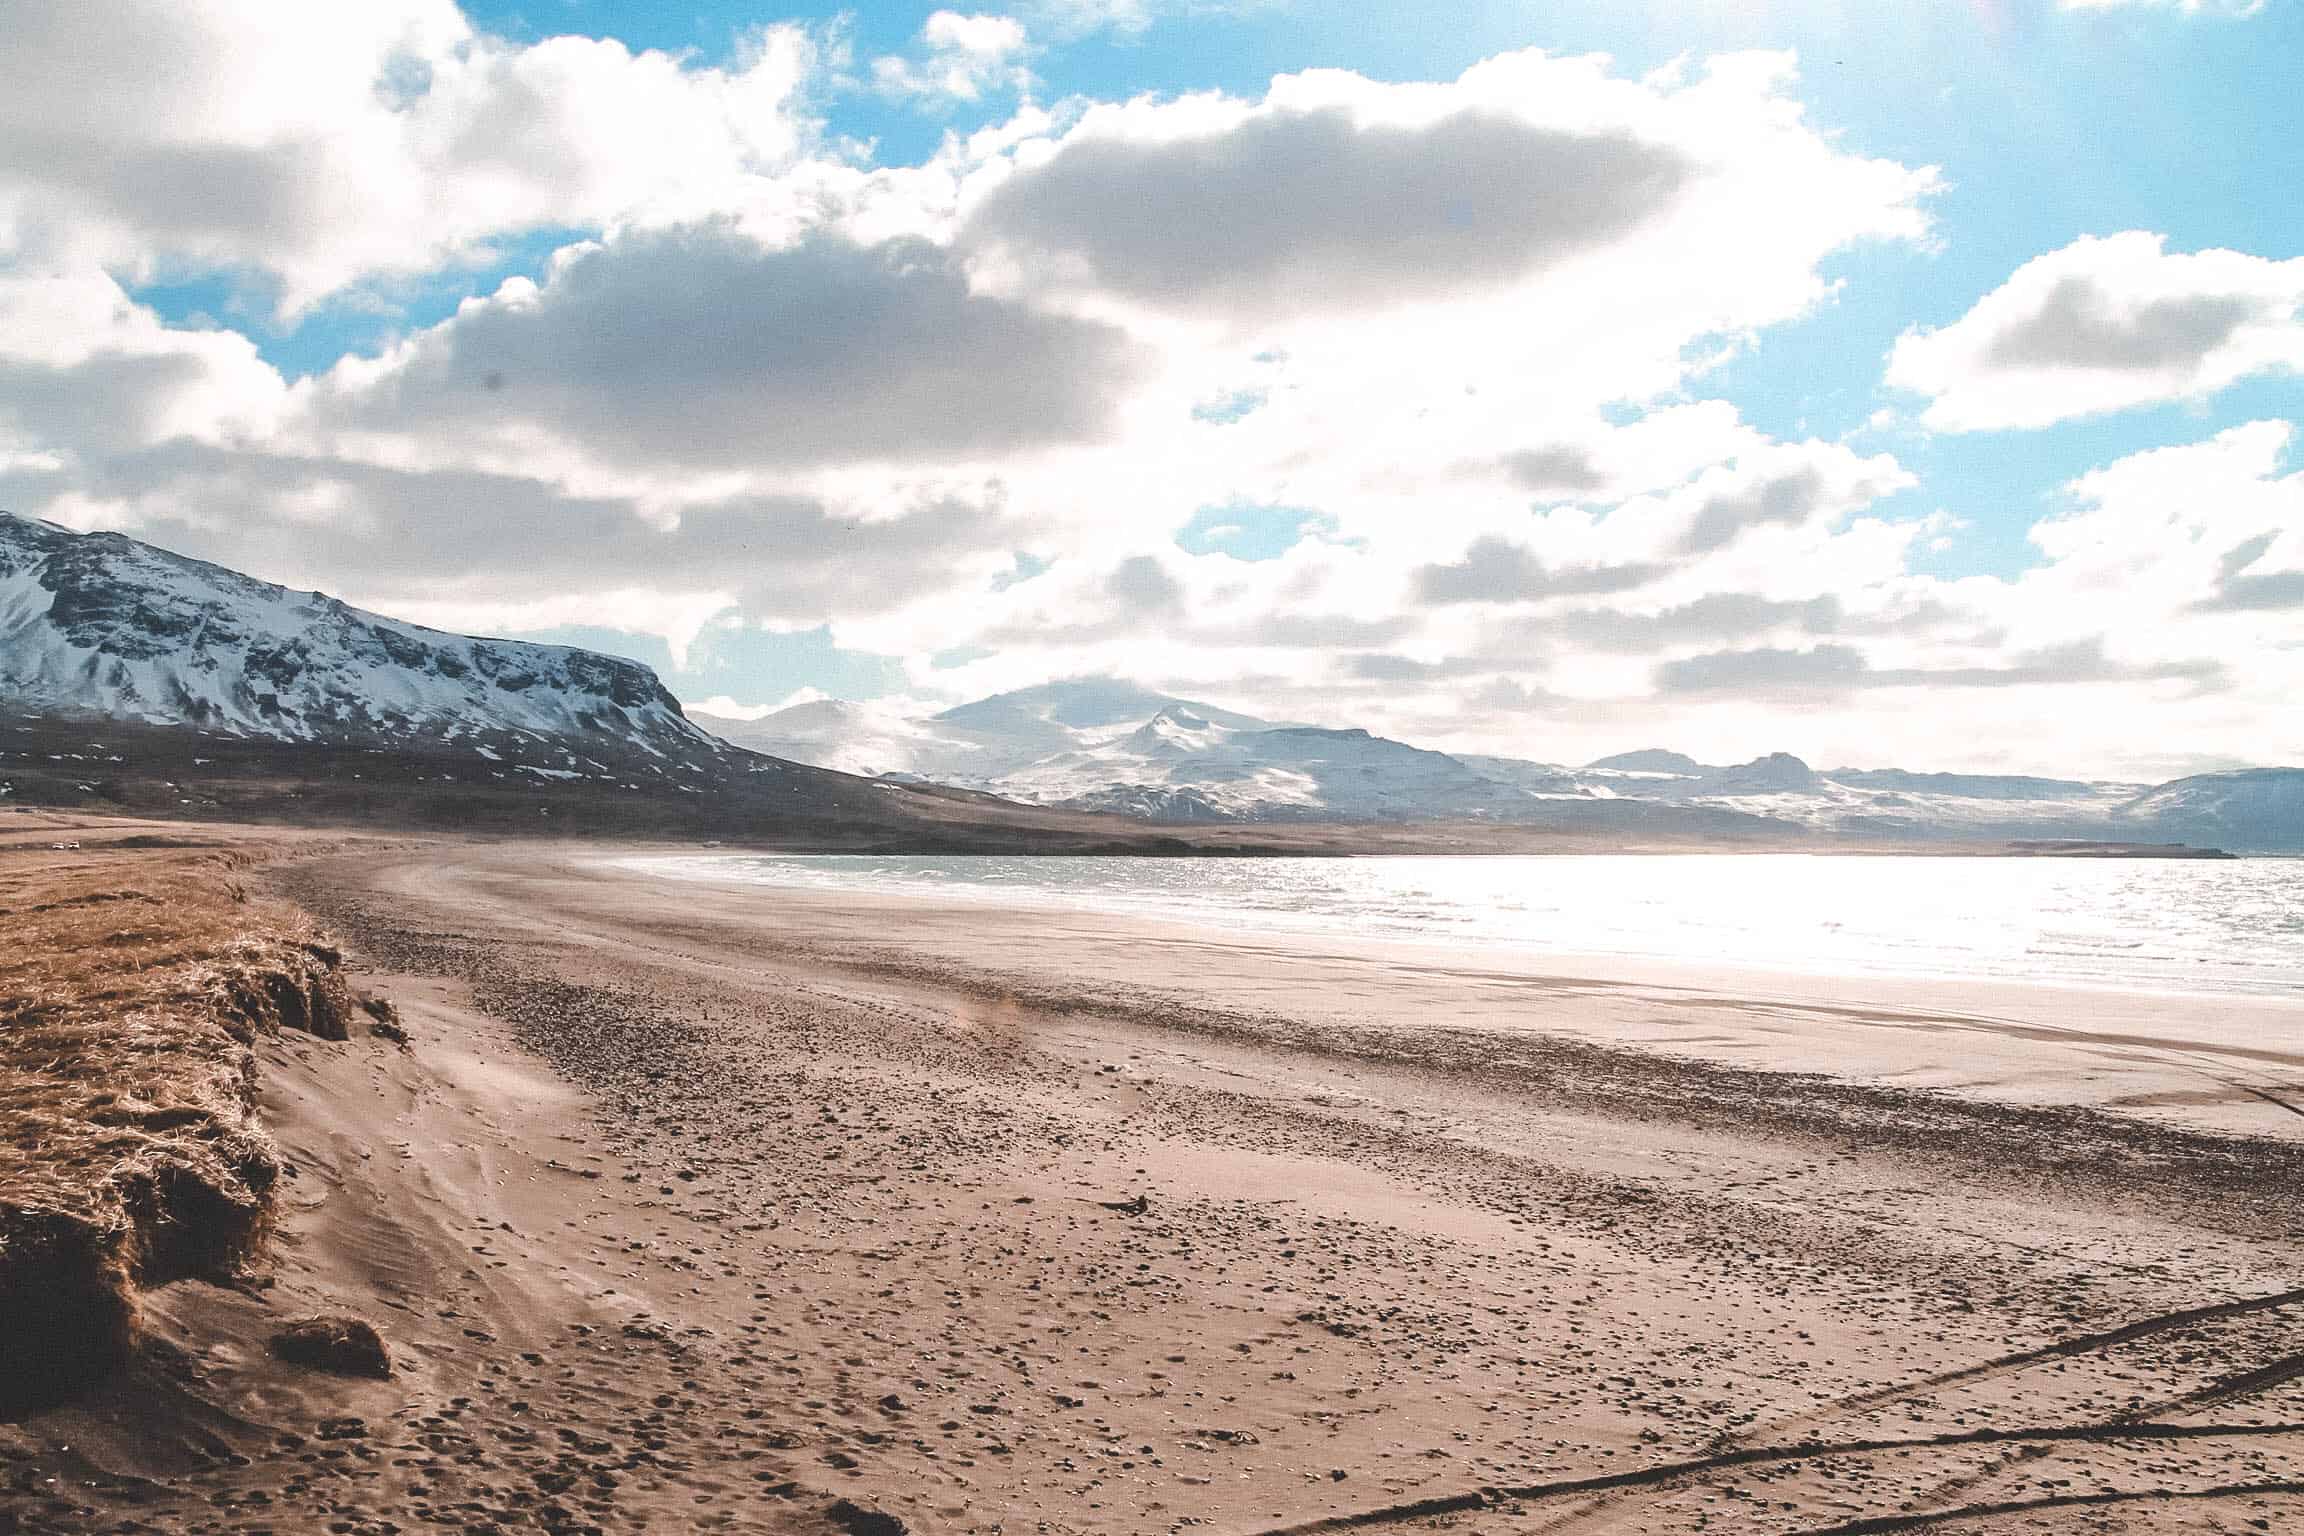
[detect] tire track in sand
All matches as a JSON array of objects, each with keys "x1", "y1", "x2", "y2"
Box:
[
  {"x1": 1255, "y1": 1285, "x2": 2304, "y2": 1536},
  {"x1": 1781, "y1": 1478, "x2": 2304, "y2": 1536},
  {"x1": 1235, "y1": 1422, "x2": 2304, "y2": 1535}
]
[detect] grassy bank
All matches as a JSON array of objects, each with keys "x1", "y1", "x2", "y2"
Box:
[{"x1": 0, "y1": 824, "x2": 361, "y2": 1414}]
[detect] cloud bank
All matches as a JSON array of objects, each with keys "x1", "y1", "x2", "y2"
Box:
[
  {"x1": 1888, "y1": 233, "x2": 2304, "y2": 430},
  {"x1": 0, "y1": 6, "x2": 2293, "y2": 777}
]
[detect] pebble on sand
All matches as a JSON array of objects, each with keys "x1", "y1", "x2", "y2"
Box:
[{"x1": 269, "y1": 1316, "x2": 392, "y2": 1379}]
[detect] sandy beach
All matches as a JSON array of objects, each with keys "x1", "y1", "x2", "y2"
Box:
[{"x1": 7, "y1": 834, "x2": 2302, "y2": 1535}]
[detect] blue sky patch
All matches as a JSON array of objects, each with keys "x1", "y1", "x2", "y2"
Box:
[{"x1": 1177, "y1": 503, "x2": 1338, "y2": 562}]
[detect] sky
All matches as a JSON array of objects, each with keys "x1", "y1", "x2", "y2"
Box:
[{"x1": 1, "y1": 0, "x2": 2300, "y2": 778}]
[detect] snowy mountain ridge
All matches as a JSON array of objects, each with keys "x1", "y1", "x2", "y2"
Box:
[
  {"x1": 1, "y1": 511, "x2": 715, "y2": 763},
  {"x1": 697, "y1": 682, "x2": 2304, "y2": 849},
  {"x1": 5, "y1": 514, "x2": 2293, "y2": 849}
]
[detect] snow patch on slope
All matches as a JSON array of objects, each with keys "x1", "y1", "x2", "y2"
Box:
[
  {"x1": 702, "y1": 677, "x2": 2291, "y2": 844},
  {"x1": 1, "y1": 512, "x2": 716, "y2": 760}
]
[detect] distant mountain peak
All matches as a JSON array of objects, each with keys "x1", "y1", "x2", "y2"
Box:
[
  {"x1": 1586, "y1": 748, "x2": 1705, "y2": 774},
  {"x1": 2118, "y1": 766, "x2": 2304, "y2": 850},
  {"x1": 937, "y1": 677, "x2": 1195, "y2": 731},
  {"x1": 1706, "y1": 752, "x2": 1820, "y2": 793},
  {"x1": 1128, "y1": 703, "x2": 1232, "y2": 755}
]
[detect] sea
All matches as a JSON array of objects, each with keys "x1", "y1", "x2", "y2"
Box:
[{"x1": 618, "y1": 852, "x2": 2304, "y2": 1000}]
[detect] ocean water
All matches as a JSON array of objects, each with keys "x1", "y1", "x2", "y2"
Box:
[{"x1": 618, "y1": 852, "x2": 2304, "y2": 999}]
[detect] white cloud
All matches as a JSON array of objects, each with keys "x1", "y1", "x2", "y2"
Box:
[
  {"x1": 15, "y1": 21, "x2": 2284, "y2": 774},
  {"x1": 300, "y1": 225, "x2": 1147, "y2": 482},
  {"x1": 0, "y1": 0, "x2": 824, "y2": 313},
  {"x1": 1404, "y1": 440, "x2": 1913, "y2": 607},
  {"x1": 960, "y1": 50, "x2": 1935, "y2": 339},
  {"x1": 382, "y1": 587, "x2": 737, "y2": 670},
  {"x1": 1611, "y1": 422, "x2": 2296, "y2": 774},
  {"x1": 0, "y1": 271, "x2": 287, "y2": 461},
  {"x1": 688, "y1": 687, "x2": 829, "y2": 720},
  {"x1": 1887, "y1": 233, "x2": 2304, "y2": 431},
  {"x1": 873, "y1": 12, "x2": 1033, "y2": 105},
  {"x1": 2033, "y1": 420, "x2": 2304, "y2": 615},
  {"x1": 832, "y1": 419, "x2": 2304, "y2": 776}
]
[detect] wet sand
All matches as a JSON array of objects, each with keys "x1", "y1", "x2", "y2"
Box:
[
  {"x1": 586, "y1": 853, "x2": 2304, "y2": 1140},
  {"x1": 8, "y1": 839, "x2": 2301, "y2": 1535}
]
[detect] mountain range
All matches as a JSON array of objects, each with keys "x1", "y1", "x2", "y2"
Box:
[
  {"x1": 4, "y1": 511, "x2": 2296, "y2": 851},
  {"x1": 0, "y1": 511, "x2": 1176, "y2": 851},
  {"x1": 698, "y1": 684, "x2": 2304, "y2": 852}
]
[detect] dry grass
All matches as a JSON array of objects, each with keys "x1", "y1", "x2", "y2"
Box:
[{"x1": 0, "y1": 827, "x2": 356, "y2": 1412}]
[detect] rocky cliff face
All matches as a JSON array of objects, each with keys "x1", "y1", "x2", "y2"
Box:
[{"x1": 1, "y1": 513, "x2": 715, "y2": 763}]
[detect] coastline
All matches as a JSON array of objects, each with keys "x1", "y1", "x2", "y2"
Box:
[
  {"x1": 608, "y1": 847, "x2": 2304, "y2": 1004},
  {"x1": 598, "y1": 849, "x2": 2304, "y2": 1139},
  {"x1": 6, "y1": 826, "x2": 2301, "y2": 1535}
]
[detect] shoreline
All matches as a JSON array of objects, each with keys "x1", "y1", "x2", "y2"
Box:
[
  {"x1": 6, "y1": 825, "x2": 2301, "y2": 1535},
  {"x1": 593, "y1": 849, "x2": 2304, "y2": 1139},
  {"x1": 608, "y1": 846, "x2": 2304, "y2": 1008}
]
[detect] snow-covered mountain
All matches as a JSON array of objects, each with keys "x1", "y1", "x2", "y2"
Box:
[
  {"x1": 2115, "y1": 768, "x2": 2304, "y2": 848},
  {"x1": 1, "y1": 511, "x2": 720, "y2": 769},
  {"x1": 1828, "y1": 768, "x2": 2119, "y2": 802},
  {"x1": 23, "y1": 512, "x2": 2277, "y2": 848},
  {"x1": 697, "y1": 683, "x2": 1305, "y2": 788},
  {"x1": 1586, "y1": 748, "x2": 1705, "y2": 775},
  {"x1": 703, "y1": 685, "x2": 1521, "y2": 821},
  {"x1": 701, "y1": 697, "x2": 989, "y2": 780},
  {"x1": 1010, "y1": 710, "x2": 1517, "y2": 822},
  {"x1": 705, "y1": 677, "x2": 2302, "y2": 849},
  {"x1": 1556, "y1": 751, "x2": 2152, "y2": 837}
]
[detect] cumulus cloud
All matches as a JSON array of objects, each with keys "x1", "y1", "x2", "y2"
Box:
[
  {"x1": 1345, "y1": 653, "x2": 1498, "y2": 683},
  {"x1": 1497, "y1": 446, "x2": 1608, "y2": 497},
  {"x1": 1656, "y1": 639, "x2": 2221, "y2": 696},
  {"x1": 30, "y1": 18, "x2": 2284, "y2": 774},
  {"x1": 0, "y1": 271, "x2": 287, "y2": 461},
  {"x1": 1695, "y1": 421, "x2": 2303, "y2": 770},
  {"x1": 2200, "y1": 569, "x2": 2304, "y2": 612},
  {"x1": 0, "y1": 0, "x2": 821, "y2": 312},
  {"x1": 305, "y1": 226, "x2": 1146, "y2": 475},
  {"x1": 1414, "y1": 541, "x2": 1667, "y2": 606},
  {"x1": 965, "y1": 106, "x2": 1690, "y2": 324},
  {"x1": 960, "y1": 52, "x2": 1932, "y2": 337},
  {"x1": 0, "y1": 39, "x2": 1936, "y2": 725},
  {"x1": 1106, "y1": 553, "x2": 1185, "y2": 610},
  {"x1": 33, "y1": 437, "x2": 1022, "y2": 644},
  {"x1": 1483, "y1": 439, "x2": 1911, "y2": 573},
  {"x1": 1678, "y1": 467, "x2": 1830, "y2": 554},
  {"x1": 1552, "y1": 593, "x2": 1850, "y2": 651},
  {"x1": 1886, "y1": 233, "x2": 2304, "y2": 430},
  {"x1": 2191, "y1": 519, "x2": 2304, "y2": 613},
  {"x1": 2027, "y1": 420, "x2": 2304, "y2": 622},
  {"x1": 873, "y1": 12, "x2": 1032, "y2": 105}
]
